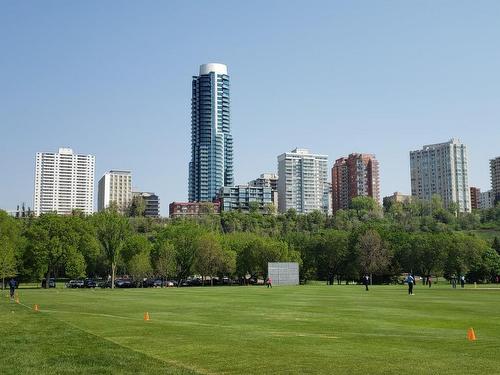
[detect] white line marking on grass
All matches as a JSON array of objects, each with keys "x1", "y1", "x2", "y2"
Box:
[
  {"x1": 271, "y1": 331, "x2": 339, "y2": 339},
  {"x1": 13, "y1": 302, "x2": 214, "y2": 375}
]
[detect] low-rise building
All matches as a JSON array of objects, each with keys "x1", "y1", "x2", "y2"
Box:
[
  {"x1": 169, "y1": 201, "x2": 220, "y2": 218},
  {"x1": 219, "y1": 185, "x2": 272, "y2": 213},
  {"x1": 249, "y1": 173, "x2": 278, "y2": 207},
  {"x1": 383, "y1": 192, "x2": 412, "y2": 206},
  {"x1": 133, "y1": 192, "x2": 160, "y2": 218}
]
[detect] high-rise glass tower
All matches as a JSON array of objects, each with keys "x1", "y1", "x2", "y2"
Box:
[{"x1": 189, "y1": 63, "x2": 233, "y2": 202}]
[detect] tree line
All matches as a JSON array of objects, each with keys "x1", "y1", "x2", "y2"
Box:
[{"x1": 1, "y1": 195, "x2": 500, "y2": 288}]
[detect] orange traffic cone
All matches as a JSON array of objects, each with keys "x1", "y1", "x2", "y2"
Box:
[
  {"x1": 33, "y1": 304, "x2": 40, "y2": 312},
  {"x1": 467, "y1": 327, "x2": 476, "y2": 341},
  {"x1": 144, "y1": 312, "x2": 150, "y2": 321}
]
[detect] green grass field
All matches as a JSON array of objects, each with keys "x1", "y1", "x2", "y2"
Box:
[{"x1": 1, "y1": 284, "x2": 499, "y2": 375}]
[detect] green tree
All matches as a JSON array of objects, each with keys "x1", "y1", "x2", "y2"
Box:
[
  {"x1": 121, "y1": 234, "x2": 152, "y2": 273},
  {"x1": 413, "y1": 233, "x2": 446, "y2": 277},
  {"x1": 93, "y1": 208, "x2": 131, "y2": 288},
  {"x1": 492, "y1": 237, "x2": 500, "y2": 256},
  {"x1": 128, "y1": 249, "x2": 152, "y2": 286},
  {"x1": 194, "y1": 233, "x2": 225, "y2": 285},
  {"x1": 24, "y1": 214, "x2": 80, "y2": 288},
  {"x1": 65, "y1": 248, "x2": 86, "y2": 279},
  {"x1": 0, "y1": 211, "x2": 21, "y2": 288},
  {"x1": 160, "y1": 221, "x2": 205, "y2": 282},
  {"x1": 128, "y1": 195, "x2": 146, "y2": 217},
  {"x1": 152, "y1": 239, "x2": 177, "y2": 281},
  {"x1": 317, "y1": 230, "x2": 349, "y2": 284},
  {"x1": 358, "y1": 229, "x2": 391, "y2": 283},
  {"x1": 468, "y1": 247, "x2": 500, "y2": 282}
]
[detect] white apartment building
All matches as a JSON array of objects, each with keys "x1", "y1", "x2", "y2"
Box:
[
  {"x1": 97, "y1": 170, "x2": 132, "y2": 212},
  {"x1": 479, "y1": 190, "x2": 495, "y2": 210},
  {"x1": 410, "y1": 139, "x2": 471, "y2": 212},
  {"x1": 33, "y1": 148, "x2": 95, "y2": 216},
  {"x1": 490, "y1": 156, "x2": 500, "y2": 205},
  {"x1": 277, "y1": 148, "x2": 328, "y2": 214}
]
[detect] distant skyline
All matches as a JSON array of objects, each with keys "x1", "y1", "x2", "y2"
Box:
[{"x1": 1, "y1": 1, "x2": 500, "y2": 215}]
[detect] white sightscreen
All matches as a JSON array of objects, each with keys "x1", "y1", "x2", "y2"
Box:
[{"x1": 268, "y1": 262, "x2": 299, "y2": 286}]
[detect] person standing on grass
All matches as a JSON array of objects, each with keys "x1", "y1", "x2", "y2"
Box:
[
  {"x1": 460, "y1": 275, "x2": 465, "y2": 288},
  {"x1": 428, "y1": 275, "x2": 432, "y2": 288},
  {"x1": 406, "y1": 274, "x2": 415, "y2": 295},
  {"x1": 8, "y1": 278, "x2": 16, "y2": 301},
  {"x1": 451, "y1": 275, "x2": 457, "y2": 289},
  {"x1": 363, "y1": 275, "x2": 369, "y2": 291}
]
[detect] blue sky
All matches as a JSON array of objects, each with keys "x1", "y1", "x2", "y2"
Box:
[{"x1": 1, "y1": 1, "x2": 499, "y2": 215}]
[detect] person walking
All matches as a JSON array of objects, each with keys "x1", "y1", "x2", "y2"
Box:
[
  {"x1": 363, "y1": 275, "x2": 369, "y2": 291},
  {"x1": 8, "y1": 278, "x2": 16, "y2": 301},
  {"x1": 406, "y1": 274, "x2": 415, "y2": 295},
  {"x1": 428, "y1": 275, "x2": 432, "y2": 288},
  {"x1": 451, "y1": 275, "x2": 457, "y2": 289},
  {"x1": 267, "y1": 277, "x2": 272, "y2": 288},
  {"x1": 460, "y1": 275, "x2": 465, "y2": 288}
]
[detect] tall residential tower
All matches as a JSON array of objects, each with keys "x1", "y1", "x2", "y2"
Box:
[
  {"x1": 189, "y1": 63, "x2": 233, "y2": 202},
  {"x1": 33, "y1": 147, "x2": 95, "y2": 216},
  {"x1": 410, "y1": 139, "x2": 471, "y2": 212},
  {"x1": 490, "y1": 156, "x2": 500, "y2": 205},
  {"x1": 331, "y1": 153, "x2": 380, "y2": 213},
  {"x1": 277, "y1": 148, "x2": 328, "y2": 214}
]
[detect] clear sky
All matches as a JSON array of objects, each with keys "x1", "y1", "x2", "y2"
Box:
[{"x1": 1, "y1": 1, "x2": 499, "y2": 215}]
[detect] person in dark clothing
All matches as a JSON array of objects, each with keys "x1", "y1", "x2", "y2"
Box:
[
  {"x1": 460, "y1": 275, "x2": 465, "y2": 288},
  {"x1": 363, "y1": 275, "x2": 369, "y2": 291},
  {"x1": 406, "y1": 274, "x2": 415, "y2": 295},
  {"x1": 451, "y1": 275, "x2": 457, "y2": 289},
  {"x1": 9, "y1": 278, "x2": 16, "y2": 300}
]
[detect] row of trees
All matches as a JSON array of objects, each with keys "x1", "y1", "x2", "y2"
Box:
[{"x1": 1, "y1": 196, "x2": 500, "y2": 288}]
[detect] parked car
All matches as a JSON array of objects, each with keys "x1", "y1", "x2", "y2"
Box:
[
  {"x1": 143, "y1": 278, "x2": 164, "y2": 288},
  {"x1": 83, "y1": 279, "x2": 97, "y2": 288},
  {"x1": 41, "y1": 278, "x2": 56, "y2": 288},
  {"x1": 67, "y1": 279, "x2": 84, "y2": 288},
  {"x1": 99, "y1": 280, "x2": 112, "y2": 288},
  {"x1": 114, "y1": 279, "x2": 133, "y2": 288}
]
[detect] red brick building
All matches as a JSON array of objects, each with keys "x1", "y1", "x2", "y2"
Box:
[
  {"x1": 332, "y1": 153, "x2": 380, "y2": 213},
  {"x1": 470, "y1": 187, "x2": 480, "y2": 210}
]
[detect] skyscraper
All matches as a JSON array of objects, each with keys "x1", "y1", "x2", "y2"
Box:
[
  {"x1": 490, "y1": 156, "x2": 500, "y2": 205},
  {"x1": 97, "y1": 170, "x2": 132, "y2": 213},
  {"x1": 33, "y1": 147, "x2": 95, "y2": 216},
  {"x1": 410, "y1": 139, "x2": 471, "y2": 212},
  {"x1": 189, "y1": 63, "x2": 233, "y2": 202},
  {"x1": 277, "y1": 148, "x2": 328, "y2": 214},
  {"x1": 331, "y1": 153, "x2": 380, "y2": 213}
]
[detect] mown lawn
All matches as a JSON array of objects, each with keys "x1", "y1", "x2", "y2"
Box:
[{"x1": 1, "y1": 283, "x2": 499, "y2": 374}]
